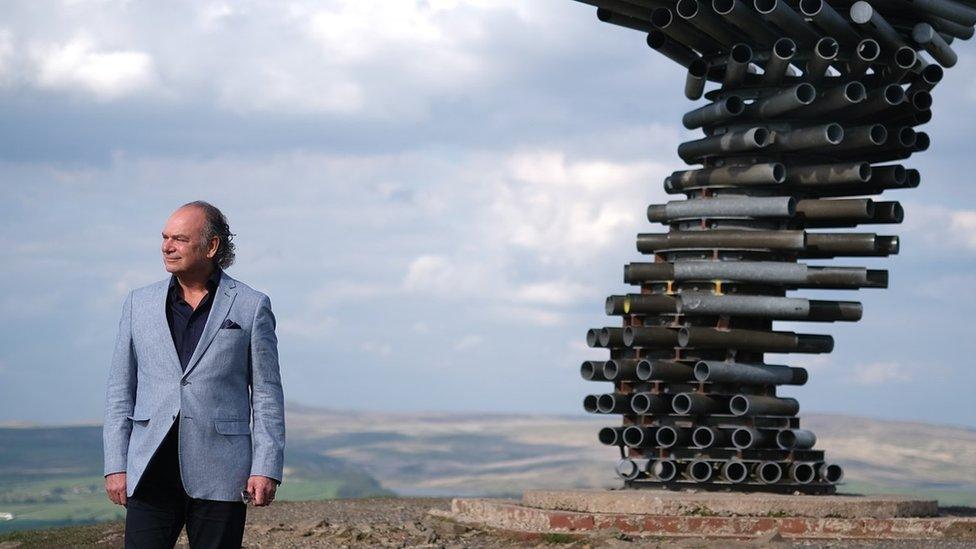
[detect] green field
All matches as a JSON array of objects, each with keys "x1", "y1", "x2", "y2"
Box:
[
  {"x1": 0, "y1": 474, "x2": 390, "y2": 534},
  {"x1": 0, "y1": 475, "x2": 123, "y2": 534},
  {"x1": 841, "y1": 481, "x2": 976, "y2": 507},
  {"x1": 0, "y1": 426, "x2": 393, "y2": 534}
]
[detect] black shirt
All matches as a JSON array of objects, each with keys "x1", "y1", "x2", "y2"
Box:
[{"x1": 166, "y1": 268, "x2": 222, "y2": 371}]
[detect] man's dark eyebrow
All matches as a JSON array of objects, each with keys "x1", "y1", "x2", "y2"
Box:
[{"x1": 161, "y1": 232, "x2": 190, "y2": 239}]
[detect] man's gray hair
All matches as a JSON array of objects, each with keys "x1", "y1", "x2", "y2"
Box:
[{"x1": 183, "y1": 200, "x2": 236, "y2": 269}]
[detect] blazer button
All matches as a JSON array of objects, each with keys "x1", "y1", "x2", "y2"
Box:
[
  {"x1": 181, "y1": 379, "x2": 189, "y2": 386},
  {"x1": 172, "y1": 414, "x2": 177, "y2": 420}
]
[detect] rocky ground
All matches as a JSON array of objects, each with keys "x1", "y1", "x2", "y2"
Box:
[{"x1": 1, "y1": 497, "x2": 974, "y2": 548}]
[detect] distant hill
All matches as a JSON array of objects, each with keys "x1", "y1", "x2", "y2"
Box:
[
  {"x1": 284, "y1": 403, "x2": 976, "y2": 503},
  {"x1": 0, "y1": 426, "x2": 104, "y2": 479},
  {"x1": 2, "y1": 404, "x2": 974, "y2": 534},
  {"x1": 0, "y1": 422, "x2": 391, "y2": 534}
]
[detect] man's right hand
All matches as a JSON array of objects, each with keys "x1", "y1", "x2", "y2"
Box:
[{"x1": 105, "y1": 473, "x2": 127, "y2": 506}]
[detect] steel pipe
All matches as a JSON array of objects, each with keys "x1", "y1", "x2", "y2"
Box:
[
  {"x1": 647, "y1": 196, "x2": 795, "y2": 221},
  {"x1": 758, "y1": 461, "x2": 784, "y2": 483},
  {"x1": 790, "y1": 462, "x2": 818, "y2": 484},
  {"x1": 679, "y1": 327, "x2": 834, "y2": 353},
  {"x1": 636, "y1": 359, "x2": 696, "y2": 381},
  {"x1": 625, "y1": 260, "x2": 888, "y2": 289},
  {"x1": 776, "y1": 428, "x2": 818, "y2": 449},
  {"x1": 851, "y1": 1, "x2": 908, "y2": 51},
  {"x1": 623, "y1": 425, "x2": 660, "y2": 448},
  {"x1": 722, "y1": 459, "x2": 750, "y2": 483},
  {"x1": 672, "y1": 392, "x2": 725, "y2": 414},
  {"x1": 914, "y1": 22, "x2": 959, "y2": 66},
  {"x1": 666, "y1": 163, "x2": 786, "y2": 191},
  {"x1": 763, "y1": 38, "x2": 798, "y2": 85},
  {"x1": 599, "y1": 426, "x2": 625, "y2": 445},
  {"x1": 631, "y1": 392, "x2": 674, "y2": 413},
  {"x1": 695, "y1": 360, "x2": 809, "y2": 385},
  {"x1": 755, "y1": 0, "x2": 820, "y2": 45},
  {"x1": 677, "y1": 127, "x2": 772, "y2": 163},
  {"x1": 653, "y1": 459, "x2": 679, "y2": 481},
  {"x1": 678, "y1": 293, "x2": 862, "y2": 321},
  {"x1": 730, "y1": 394, "x2": 801, "y2": 416},
  {"x1": 688, "y1": 459, "x2": 715, "y2": 482},
  {"x1": 580, "y1": 360, "x2": 610, "y2": 381},
  {"x1": 800, "y1": 0, "x2": 862, "y2": 45},
  {"x1": 656, "y1": 425, "x2": 692, "y2": 448}
]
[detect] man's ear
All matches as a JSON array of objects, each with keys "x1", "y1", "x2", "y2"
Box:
[{"x1": 207, "y1": 237, "x2": 220, "y2": 259}]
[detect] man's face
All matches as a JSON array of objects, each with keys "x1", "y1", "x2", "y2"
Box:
[{"x1": 161, "y1": 206, "x2": 215, "y2": 275}]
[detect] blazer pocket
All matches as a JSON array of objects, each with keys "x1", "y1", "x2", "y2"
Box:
[
  {"x1": 126, "y1": 414, "x2": 150, "y2": 422},
  {"x1": 214, "y1": 419, "x2": 251, "y2": 435},
  {"x1": 217, "y1": 329, "x2": 248, "y2": 342}
]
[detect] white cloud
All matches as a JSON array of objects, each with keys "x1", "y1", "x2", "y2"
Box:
[
  {"x1": 487, "y1": 305, "x2": 565, "y2": 327},
  {"x1": 403, "y1": 254, "x2": 497, "y2": 296},
  {"x1": 218, "y1": 65, "x2": 364, "y2": 115},
  {"x1": 33, "y1": 37, "x2": 157, "y2": 100},
  {"x1": 512, "y1": 281, "x2": 592, "y2": 306},
  {"x1": 452, "y1": 334, "x2": 483, "y2": 351},
  {"x1": 901, "y1": 202, "x2": 976, "y2": 254},
  {"x1": 198, "y1": 3, "x2": 235, "y2": 28},
  {"x1": 770, "y1": 354, "x2": 833, "y2": 371},
  {"x1": 2, "y1": 0, "x2": 536, "y2": 114},
  {"x1": 278, "y1": 315, "x2": 338, "y2": 339},
  {"x1": 0, "y1": 30, "x2": 13, "y2": 86},
  {"x1": 491, "y1": 151, "x2": 669, "y2": 266},
  {"x1": 392, "y1": 148, "x2": 673, "y2": 326},
  {"x1": 308, "y1": 281, "x2": 388, "y2": 307},
  {"x1": 254, "y1": 1, "x2": 489, "y2": 115},
  {"x1": 948, "y1": 210, "x2": 976, "y2": 250},
  {"x1": 360, "y1": 341, "x2": 392, "y2": 357},
  {"x1": 0, "y1": 0, "x2": 608, "y2": 117},
  {"x1": 852, "y1": 362, "x2": 912, "y2": 385}
]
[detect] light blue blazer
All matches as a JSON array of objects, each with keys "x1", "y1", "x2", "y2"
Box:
[{"x1": 102, "y1": 271, "x2": 285, "y2": 501}]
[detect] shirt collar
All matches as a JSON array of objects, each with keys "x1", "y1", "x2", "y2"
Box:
[{"x1": 168, "y1": 267, "x2": 223, "y2": 298}]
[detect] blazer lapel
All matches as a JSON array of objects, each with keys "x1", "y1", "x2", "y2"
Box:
[
  {"x1": 155, "y1": 281, "x2": 184, "y2": 377},
  {"x1": 181, "y1": 272, "x2": 238, "y2": 380}
]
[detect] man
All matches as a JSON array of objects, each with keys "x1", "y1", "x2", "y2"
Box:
[{"x1": 103, "y1": 201, "x2": 285, "y2": 548}]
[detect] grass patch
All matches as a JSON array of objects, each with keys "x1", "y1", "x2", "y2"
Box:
[
  {"x1": 0, "y1": 475, "x2": 391, "y2": 535},
  {"x1": 541, "y1": 532, "x2": 578, "y2": 543},
  {"x1": 684, "y1": 504, "x2": 717, "y2": 517},
  {"x1": 0, "y1": 475, "x2": 124, "y2": 534},
  {"x1": 0, "y1": 520, "x2": 121, "y2": 546},
  {"x1": 275, "y1": 478, "x2": 346, "y2": 501},
  {"x1": 841, "y1": 481, "x2": 976, "y2": 507}
]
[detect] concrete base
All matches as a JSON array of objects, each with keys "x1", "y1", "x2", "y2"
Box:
[
  {"x1": 434, "y1": 489, "x2": 976, "y2": 541},
  {"x1": 523, "y1": 489, "x2": 937, "y2": 519}
]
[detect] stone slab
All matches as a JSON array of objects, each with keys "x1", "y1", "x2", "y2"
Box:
[
  {"x1": 521, "y1": 489, "x2": 938, "y2": 519},
  {"x1": 439, "y1": 498, "x2": 976, "y2": 541}
]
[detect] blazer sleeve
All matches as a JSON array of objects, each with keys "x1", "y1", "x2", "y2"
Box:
[
  {"x1": 248, "y1": 294, "x2": 286, "y2": 483},
  {"x1": 103, "y1": 291, "x2": 137, "y2": 476}
]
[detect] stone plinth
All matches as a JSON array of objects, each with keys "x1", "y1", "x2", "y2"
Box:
[
  {"x1": 522, "y1": 488, "x2": 937, "y2": 519},
  {"x1": 433, "y1": 489, "x2": 975, "y2": 541}
]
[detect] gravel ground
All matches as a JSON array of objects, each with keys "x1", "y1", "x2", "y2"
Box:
[{"x1": 0, "y1": 497, "x2": 973, "y2": 548}]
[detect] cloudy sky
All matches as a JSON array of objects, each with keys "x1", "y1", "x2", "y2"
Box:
[{"x1": 1, "y1": 0, "x2": 974, "y2": 428}]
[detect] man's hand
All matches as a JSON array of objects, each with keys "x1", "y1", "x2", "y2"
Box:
[
  {"x1": 246, "y1": 475, "x2": 278, "y2": 506},
  {"x1": 105, "y1": 473, "x2": 127, "y2": 506}
]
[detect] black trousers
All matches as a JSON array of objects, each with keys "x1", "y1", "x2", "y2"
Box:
[{"x1": 124, "y1": 419, "x2": 247, "y2": 549}]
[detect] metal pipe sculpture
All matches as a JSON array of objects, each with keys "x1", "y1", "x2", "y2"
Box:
[{"x1": 572, "y1": 0, "x2": 970, "y2": 493}]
